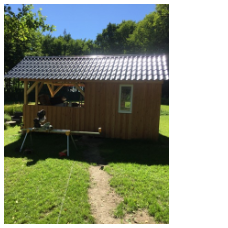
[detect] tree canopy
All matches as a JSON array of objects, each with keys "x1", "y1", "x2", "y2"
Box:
[{"x1": 4, "y1": 4, "x2": 168, "y2": 85}]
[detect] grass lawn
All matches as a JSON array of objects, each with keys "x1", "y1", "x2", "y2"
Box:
[
  {"x1": 4, "y1": 126, "x2": 94, "y2": 224},
  {"x1": 4, "y1": 104, "x2": 169, "y2": 224},
  {"x1": 160, "y1": 105, "x2": 169, "y2": 137}
]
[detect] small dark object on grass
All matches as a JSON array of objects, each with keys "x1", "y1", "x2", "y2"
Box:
[
  {"x1": 59, "y1": 150, "x2": 67, "y2": 157},
  {"x1": 100, "y1": 166, "x2": 104, "y2": 170}
]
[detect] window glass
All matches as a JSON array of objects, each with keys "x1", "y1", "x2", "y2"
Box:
[{"x1": 119, "y1": 85, "x2": 133, "y2": 113}]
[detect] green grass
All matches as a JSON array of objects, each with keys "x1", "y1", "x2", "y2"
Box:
[
  {"x1": 4, "y1": 126, "x2": 95, "y2": 224},
  {"x1": 4, "y1": 103, "x2": 24, "y2": 115},
  {"x1": 160, "y1": 104, "x2": 169, "y2": 116},
  {"x1": 4, "y1": 113, "x2": 12, "y2": 130},
  {"x1": 99, "y1": 138, "x2": 169, "y2": 224},
  {"x1": 4, "y1": 103, "x2": 169, "y2": 224},
  {"x1": 159, "y1": 105, "x2": 169, "y2": 137},
  {"x1": 125, "y1": 101, "x2": 131, "y2": 108},
  {"x1": 4, "y1": 113, "x2": 12, "y2": 122},
  {"x1": 98, "y1": 104, "x2": 169, "y2": 224}
]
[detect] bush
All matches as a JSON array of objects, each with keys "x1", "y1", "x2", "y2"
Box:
[
  {"x1": 4, "y1": 113, "x2": 12, "y2": 130},
  {"x1": 4, "y1": 113, "x2": 11, "y2": 122},
  {"x1": 4, "y1": 104, "x2": 23, "y2": 115}
]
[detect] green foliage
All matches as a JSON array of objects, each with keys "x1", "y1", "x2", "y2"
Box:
[
  {"x1": 4, "y1": 113, "x2": 11, "y2": 122},
  {"x1": 4, "y1": 113, "x2": 12, "y2": 130},
  {"x1": 4, "y1": 104, "x2": 23, "y2": 115},
  {"x1": 127, "y1": 4, "x2": 169, "y2": 54},
  {"x1": 4, "y1": 4, "x2": 169, "y2": 97},
  {"x1": 41, "y1": 31, "x2": 95, "y2": 56},
  {"x1": 4, "y1": 4, "x2": 168, "y2": 62},
  {"x1": 4, "y1": 4, "x2": 56, "y2": 92}
]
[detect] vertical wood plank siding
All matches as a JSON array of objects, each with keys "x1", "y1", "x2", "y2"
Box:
[{"x1": 23, "y1": 82, "x2": 162, "y2": 140}]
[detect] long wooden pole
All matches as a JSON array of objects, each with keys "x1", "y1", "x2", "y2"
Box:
[
  {"x1": 35, "y1": 82, "x2": 39, "y2": 105},
  {"x1": 24, "y1": 81, "x2": 28, "y2": 105}
]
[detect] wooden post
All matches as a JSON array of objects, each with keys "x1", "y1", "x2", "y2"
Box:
[
  {"x1": 35, "y1": 82, "x2": 39, "y2": 105},
  {"x1": 24, "y1": 81, "x2": 28, "y2": 105}
]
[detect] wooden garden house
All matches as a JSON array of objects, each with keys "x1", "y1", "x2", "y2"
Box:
[{"x1": 4, "y1": 55, "x2": 169, "y2": 140}]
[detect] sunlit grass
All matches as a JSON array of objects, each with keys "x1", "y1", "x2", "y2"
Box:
[
  {"x1": 100, "y1": 137, "x2": 169, "y2": 223},
  {"x1": 99, "y1": 104, "x2": 169, "y2": 224},
  {"x1": 4, "y1": 103, "x2": 169, "y2": 224},
  {"x1": 4, "y1": 104, "x2": 23, "y2": 115},
  {"x1": 4, "y1": 126, "x2": 94, "y2": 224}
]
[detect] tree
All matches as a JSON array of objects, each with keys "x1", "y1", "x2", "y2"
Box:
[
  {"x1": 116, "y1": 20, "x2": 136, "y2": 53},
  {"x1": 4, "y1": 4, "x2": 55, "y2": 73},
  {"x1": 94, "y1": 23, "x2": 120, "y2": 54},
  {"x1": 127, "y1": 4, "x2": 169, "y2": 54}
]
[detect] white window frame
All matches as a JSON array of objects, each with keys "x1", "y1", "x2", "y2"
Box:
[{"x1": 118, "y1": 84, "x2": 133, "y2": 113}]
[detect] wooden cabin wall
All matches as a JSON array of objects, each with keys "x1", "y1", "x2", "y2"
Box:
[
  {"x1": 84, "y1": 82, "x2": 162, "y2": 140},
  {"x1": 23, "y1": 82, "x2": 162, "y2": 140}
]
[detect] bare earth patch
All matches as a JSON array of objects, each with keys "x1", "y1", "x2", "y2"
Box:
[
  {"x1": 88, "y1": 166, "x2": 122, "y2": 224},
  {"x1": 88, "y1": 165, "x2": 156, "y2": 224},
  {"x1": 78, "y1": 136, "x2": 156, "y2": 224}
]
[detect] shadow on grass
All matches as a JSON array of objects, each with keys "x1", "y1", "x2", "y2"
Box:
[
  {"x1": 4, "y1": 132, "x2": 169, "y2": 166},
  {"x1": 99, "y1": 134, "x2": 169, "y2": 166},
  {"x1": 4, "y1": 132, "x2": 86, "y2": 166}
]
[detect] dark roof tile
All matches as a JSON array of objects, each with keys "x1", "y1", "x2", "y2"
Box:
[{"x1": 4, "y1": 55, "x2": 169, "y2": 81}]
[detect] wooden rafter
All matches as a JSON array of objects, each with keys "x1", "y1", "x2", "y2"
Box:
[
  {"x1": 52, "y1": 83, "x2": 85, "y2": 87},
  {"x1": 38, "y1": 82, "x2": 44, "y2": 93},
  {"x1": 47, "y1": 83, "x2": 54, "y2": 97},
  {"x1": 27, "y1": 81, "x2": 38, "y2": 95},
  {"x1": 74, "y1": 84, "x2": 85, "y2": 97},
  {"x1": 20, "y1": 78, "x2": 163, "y2": 85},
  {"x1": 53, "y1": 85, "x2": 64, "y2": 96}
]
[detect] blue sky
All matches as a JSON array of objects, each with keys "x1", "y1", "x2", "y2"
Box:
[{"x1": 7, "y1": 4, "x2": 156, "y2": 41}]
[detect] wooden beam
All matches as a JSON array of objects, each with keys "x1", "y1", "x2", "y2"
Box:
[
  {"x1": 38, "y1": 82, "x2": 44, "y2": 93},
  {"x1": 20, "y1": 78, "x2": 163, "y2": 85},
  {"x1": 47, "y1": 84, "x2": 54, "y2": 97},
  {"x1": 74, "y1": 84, "x2": 85, "y2": 97},
  {"x1": 35, "y1": 82, "x2": 39, "y2": 105},
  {"x1": 53, "y1": 85, "x2": 64, "y2": 96},
  {"x1": 27, "y1": 81, "x2": 38, "y2": 95},
  {"x1": 52, "y1": 83, "x2": 85, "y2": 87},
  {"x1": 24, "y1": 81, "x2": 28, "y2": 105}
]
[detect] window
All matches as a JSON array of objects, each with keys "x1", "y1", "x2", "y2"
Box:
[{"x1": 118, "y1": 85, "x2": 133, "y2": 113}]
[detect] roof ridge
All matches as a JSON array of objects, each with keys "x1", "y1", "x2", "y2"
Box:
[{"x1": 23, "y1": 54, "x2": 167, "y2": 59}]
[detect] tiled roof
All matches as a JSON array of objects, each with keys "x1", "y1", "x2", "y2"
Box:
[{"x1": 4, "y1": 55, "x2": 169, "y2": 81}]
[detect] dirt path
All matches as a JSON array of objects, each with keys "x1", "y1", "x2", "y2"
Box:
[
  {"x1": 78, "y1": 136, "x2": 156, "y2": 224},
  {"x1": 88, "y1": 166, "x2": 123, "y2": 224}
]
